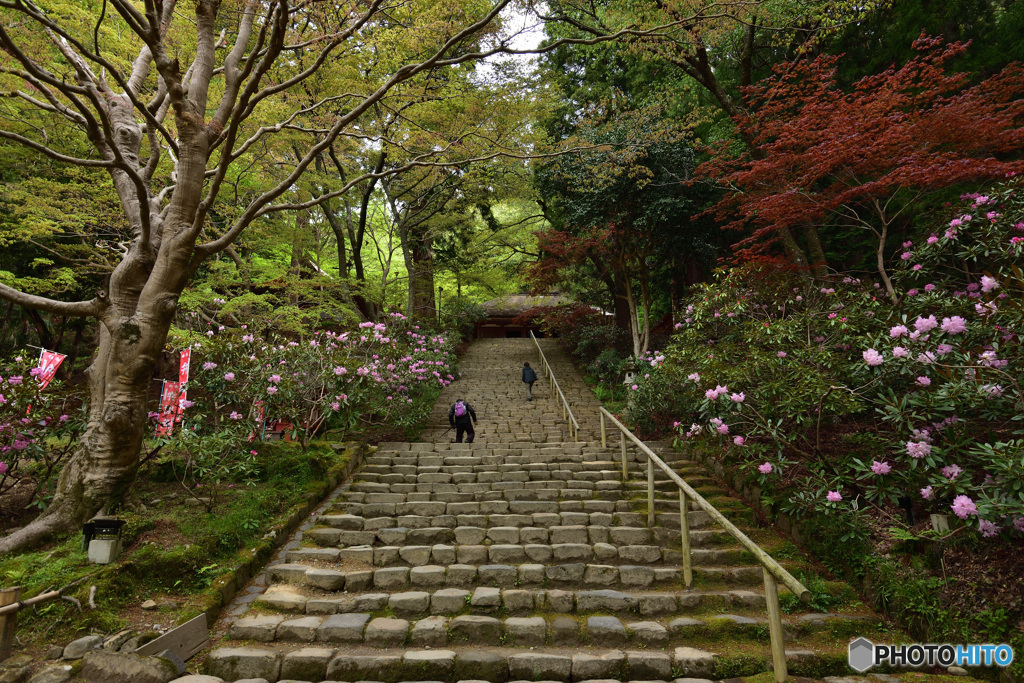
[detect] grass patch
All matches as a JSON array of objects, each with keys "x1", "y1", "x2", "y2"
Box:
[{"x1": 0, "y1": 440, "x2": 352, "y2": 658}]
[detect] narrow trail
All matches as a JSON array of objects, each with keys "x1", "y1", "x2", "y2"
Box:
[{"x1": 200, "y1": 338, "x2": 893, "y2": 683}]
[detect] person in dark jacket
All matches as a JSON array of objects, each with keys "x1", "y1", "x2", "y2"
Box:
[
  {"x1": 448, "y1": 398, "x2": 478, "y2": 443},
  {"x1": 522, "y1": 362, "x2": 538, "y2": 401}
]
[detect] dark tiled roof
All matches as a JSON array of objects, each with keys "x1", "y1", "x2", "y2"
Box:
[{"x1": 479, "y1": 294, "x2": 567, "y2": 317}]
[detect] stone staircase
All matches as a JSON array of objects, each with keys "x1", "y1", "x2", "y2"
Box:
[{"x1": 199, "y1": 339, "x2": 883, "y2": 683}]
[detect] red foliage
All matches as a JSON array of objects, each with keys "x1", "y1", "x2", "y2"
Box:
[{"x1": 697, "y1": 36, "x2": 1024, "y2": 262}]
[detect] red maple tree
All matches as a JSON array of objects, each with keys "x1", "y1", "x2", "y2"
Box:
[{"x1": 697, "y1": 36, "x2": 1024, "y2": 299}]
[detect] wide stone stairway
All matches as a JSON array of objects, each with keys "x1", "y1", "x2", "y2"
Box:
[{"x1": 201, "y1": 338, "x2": 882, "y2": 683}]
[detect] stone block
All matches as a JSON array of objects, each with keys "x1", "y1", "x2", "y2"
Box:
[
  {"x1": 627, "y1": 651, "x2": 672, "y2": 680},
  {"x1": 454, "y1": 651, "x2": 508, "y2": 683},
  {"x1": 374, "y1": 567, "x2": 410, "y2": 589},
  {"x1": 488, "y1": 545, "x2": 527, "y2": 564},
  {"x1": 672, "y1": 648, "x2": 716, "y2": 678},
  {"x1": 228, "y1": 615, "x2": 284, "y2": 642},
  {"x1": 268, "y1": 563, "x2": 309, "y2": 584},
  {"x1": 446, "y1": 564, "x2": 478, "y2": 587},
  {"x1": 639, "y1": 594, "x2": 678, "y2": 616},
  {"x1": 588, "y1": 616, "x2": 627, "y2": 646},
  {"x1": 549, "y1": 616, "x2": 579, "y2": 645},
  {"x1": 583, "y1": 565, "x2": 619, "y2": 586},
  {"x1": 325, "y1": 654, "x2": 402, "y2": 683},
  {"x1": 398, "y1": 545, "x2": 432, "y2": 566},
  {"x1": 545, "y1": 563, "x2": 586, "y2": 583},
  {"x1": 345, "y1": 570, "x2": 373, "y2": 592},
  {"x1": 478, "y1": 564, "x2": 517, "y2": 586},
  {"x1": 276, "y1": 616, "x2": 323, "y2": 642},
  {"x1": 203, "y1": 648, "x2": 281, "y2": 682},
  {"x1": 409, "y1": 565, "x2": 446, "y2": 588},
  {"x1": 572, "y1": 651, "x2": 625, "y2": 680},
  {"x1": 503, "y1": 617, "x2": 547, "y2": 646},
  {"x1": 550, "y1": 526, "x2": 588, "y2": 544},
  {"x1": 338, "y1": 545, "x2": 374, "y2": 564},
  {"x1": 305, "y1": 568, "x2": 346, "y2": 591},
  {"x1": 627, "y1": 621, "x2": 669, "y2": 645},
  {"x1": 431, "y1": 588, "x2": 470, "y2": 614},
  {"x1": 470, "y1": 586, "x2": 502, "y2": 609},
  {"x1": 402, "y1": 649, "x2": 456, "y2": 681},
  {"x1": 507, "y1": 654, "x2": 572, "y2": 683},
  {"x1": 316, "y1": 613, "x2": 371, "y2": 643},
  {"x1": 454, "y1": 527, "x2": 487, "y2": 545},
  {"x1": 618, "y1": 545, "x2": 662, "y2": 563},
  {"x1": 376, "y1": 528, "x2": 408, "y2": 545},
  {"x1": 576, "y1": 590, "x2": 638, "y2": 612},
  {"x1": 456, "y1": 545, "x2": 488, "y2": 564},
  {"x1": 487, "y1": 527, "x2": 520, "y2": 544},
  {"x1": 523, "y1": 544, "x2": 553, "y2": 563},
  {"x1": 593, "y1": 542, "x2": 618, "y2": 561},
  {"x1": 388, "y1": 591, "x2": 431, "y2": 616},
  {"x1": 449, "y1": 615, "x2": 501, "y2": 644},
  {"x1": 518, "y1": 564, "x2": 545, "y2": 584},
  {"x1": 257, "y1": 586, "x2": 307, "y2": 611},
  {"x1": 410, "y1": 616, "x2": 449, "y2": 647},
  {"x1": 618, "y1": 565, "x2": 655, "y2": 587},
  {"x1": 431, "y1": 544, "x2": 457, "y2": 564},
  {"x1": 281, "y1": 647, "x2": 335, "y2": 681},
  {"x1": 500, "y1": 589, "x2": 534, "y2": 613},
  {"x1": 546, "y1": 589, "x2": 574, "y2": 613},
  {"x1": 355, "y1": 593, "x2": 389, "y2": 611},
  {"x1": 364, "y1": 618, "x2": 410, "y2": 647}
]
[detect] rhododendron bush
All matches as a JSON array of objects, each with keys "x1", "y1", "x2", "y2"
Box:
[
  {"x1": 631, "y1": 181, "x2": 1024, "y2": 539},
  {"x1": 171, "y1": 314, "x2": 457, "y2": 446}
]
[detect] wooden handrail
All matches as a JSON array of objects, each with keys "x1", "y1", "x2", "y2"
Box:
[
  {"x1": 529, "y1": 332, "x2": 580, "y2": 440},
  {"x1": 599, "y1": 406, "x2": 810, "y2": 683}
]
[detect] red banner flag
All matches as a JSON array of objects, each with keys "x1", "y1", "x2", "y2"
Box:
[
  {"x1": 36, "y1": 350, "x2": 66, "y2": 390},
  {"x1": 179, "y1": 349, "x2": 191, "y2": 385},
  {"x1": 156, "y1": 381, "x2": 181, "y2": 436}
]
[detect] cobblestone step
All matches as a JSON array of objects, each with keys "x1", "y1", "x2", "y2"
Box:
[
  {"x1": 202, "y1": 339, "x2": 862, "y2": 683},
  {"x1": 243, "y1": 586, "x2": 773, "y2": 619},
  {"x1": 202, "y1": 642, "x2": 833, "y2": 682},
  {"x1": 227, "y1": 603, "x2": 794, "y2": 647}
]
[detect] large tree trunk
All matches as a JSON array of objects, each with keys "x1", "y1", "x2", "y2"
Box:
[{"x1": 403, "y1": 230, "x2": 436, "y2": 322}]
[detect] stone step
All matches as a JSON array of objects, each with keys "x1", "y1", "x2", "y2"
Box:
[
  {"x1": 228, "y1": 603, "x2": 782, "y2": 647},
  {"x1": 245, "y1": 586, "x2": 770, "y2": 620},
  {"x1": 202, "y1": 642, "x2": 817, "y2": 682},
  {"x1": 345, "y1": 481, "x2": 624, "y2": 496},
  {"x1": 321, "y1": 507, "x2": 723, "y2": 531},
  {"x1": 307, "y1": 523, "x2": 734, "y2": 549},
  {"x1": 260, "y1": 557, "x2": 760, "y2": 596},
  {"x1": 330, "y1": 499, "x2": 641, "y2": 517},
  {"x1": 360, "y1": 462, "x2": 635, "y2": 474},
  {"x1": 357, "y1": 471, "x2": 625, "y2": 484}
]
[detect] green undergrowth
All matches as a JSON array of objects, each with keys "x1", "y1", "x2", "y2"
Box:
[{"x1": 0, "y1": 441, "x2": 353, "y2": 657}]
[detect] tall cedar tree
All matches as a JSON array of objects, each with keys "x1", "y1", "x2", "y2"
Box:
[{"x1": 697, "y1": 37, "x2": 1024, "y2": 299}]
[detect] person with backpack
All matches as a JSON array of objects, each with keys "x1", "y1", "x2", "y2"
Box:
[
  {"x1": 448, "y1": 398, "x2": 478, "y2": 443},
  {"x1": 522, "y1": 361, "x2": 538, "y2": 401}
]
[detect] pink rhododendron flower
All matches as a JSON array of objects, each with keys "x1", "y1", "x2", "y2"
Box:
[
  {"x1": 269, "y1": 374, "x2": 281, "y2": 383},
  {"x1": 730, "y1": 392, "x2": 745, "y2": 403},
  {"x1": 917, "y1": 352, "x2": 936, "y2": 364},
  {"x1": 871, "y1": 460, "x2": 891, "y2": 475},
  {"x1": 827, "y1": 491, "x2": 842, "y2": 502},
  {"x1": 982, "y1": 384, "x2": 1004, "y2": 398},
  {"x1": 978, "y1": 519, "x2": 1000, "y2": 538},
  {"x1": 331, "y1": 402, "x2": 340, "y2": 411},
  {"x1": 224, "y1": 372, "x2": 235, "y2": 381},
  {"x1": 0, "y1": 462, "x2": 7, "y2": 475},
  {"x1": 687, "y1": 372, "x2": 700, "y2": 382},
  {"x1": 733, "y1": 436, "x2": 745, "y2": 446},
  {"x1": 940, "y1": 316, "x2": 967, "y2": 335},
  {"x1": 920, "y1": 485, "x2": 933, "y2": 500},
  {"x1": 889, "y1": 325, "x2": 908, "y2": 338},
  {"x1": 229, "y1": 411, "x2": 241, "y2": 420},
  {"x1": 892, "y1": 346, "x2": 909, "y2": 358},
  {"x1": 915, "y1": 376, "x2": 931, "y2": 387},
  {"x1": 1015, "y1": 517, "x2": 1024, "y2": 533},
  {"x1": 951, "y1": 495, "x2": 977, "y2": 519},
  {"x1": 630, "y1": 384, "x2": 638, "y2": 391},
  {"x1": 758, "y1": 462, "x2": 773, "y2": 474},
  {"x1": 906, "y1": 441, "x2": 932, "y2": 458},
  {"x1": 900, "y1": 252, "x2": 912, "y2": 260},
  {"x1": 776, "y1": 351, "x2": 787, "y2": 358},
  {"x1": 924, "y1": 284, "x2": 936, "y2": 292},
  {"x1": 981, "y1": 275, "x2": 1000, "y2": 292},
  {"x1": 267, "y1": 386, "x2": 278, "y2": 395},
  {"x1": 914, "y1": 315, "x2": 938, "y2": 333},
  {"x1": 912, "y1": 264, "x2": 923, "y2": 271},
  {"x1": 942, "y1": 464, "x2": 963, "y2": 480},
  {"x1": 927, "y1": 234, "x2": 939, "y2": 244},
  {"x1": 862, "y1": 348, "x2": 884, "y2": 366},
  {"x1": 716, "y1": 422, "x2": 729, "y2": 435},
  {"x1": 202, "y1": 361, "x2": 217, "y2": 370}
]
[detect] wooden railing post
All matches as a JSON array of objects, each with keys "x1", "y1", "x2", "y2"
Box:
[
  {"x1": 679, "y1": 489, "x2": 693, "y2": 589},
  {"x1": 619, "y1": 430, "x2": 627, "y2": 480},
  {"x1": 647, "y1": 457, "x2": 655, "y2": 528},
  {"x1": 0, "y1": 586, "x2": 21, "y2": 662},
  {"x1": 763, "y1": 568, "x2": 788, "y2": 683},
  {"x1": 600, "y1": 412, "x2": 606, "y2": 448}
]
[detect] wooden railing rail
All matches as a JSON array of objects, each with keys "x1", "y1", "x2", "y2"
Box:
[
  {"x1": 599, "y1": 406, "x2": 810, "y2": 683},
  {"x1": 528, "y1": 331, "x2": 580, "y2": 441}
]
